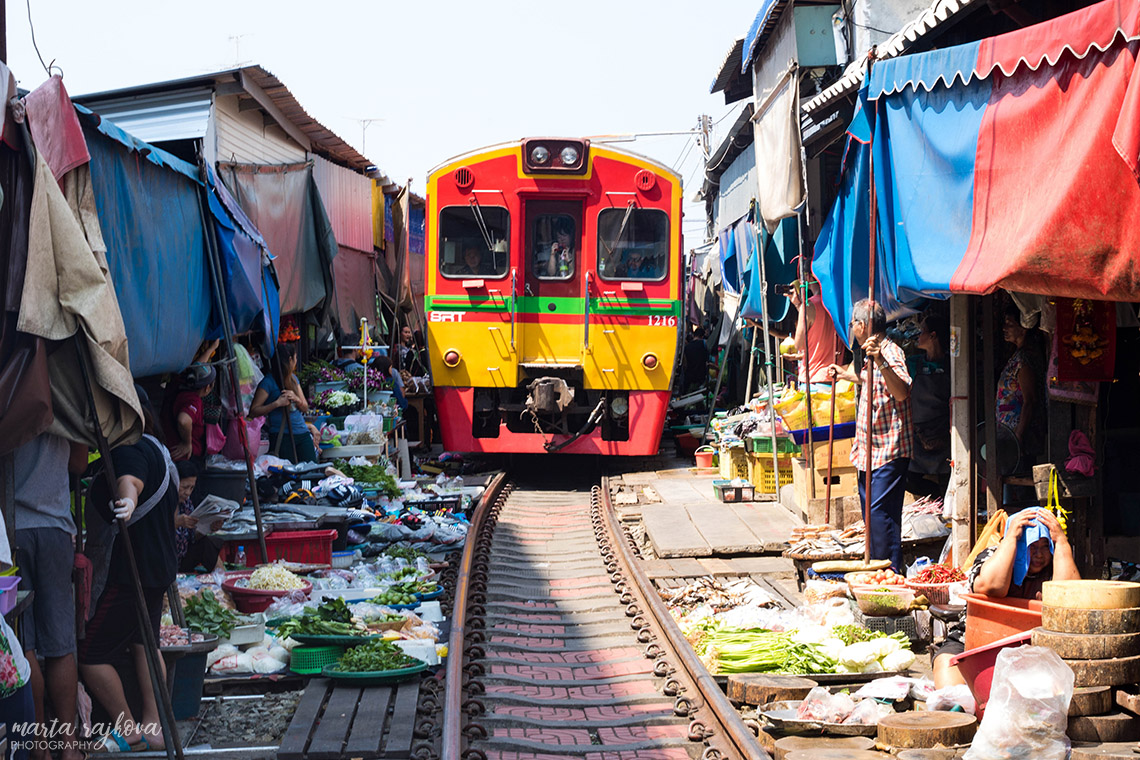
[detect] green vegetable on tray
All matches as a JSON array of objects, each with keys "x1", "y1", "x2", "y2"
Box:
[
  {"x1": 184, "y1": 589, "x2": 237, "y2": 637},
  {"x1": 276, "y1": 598, "x2": 367, "y2": 638},
  {"x1": 384, "y1": 546, "x2": 427, "y2": 562},
  {"x1": 370, "y1": 590, "x2": 418, "y2": 606},
  {"x1": 335, "y1": 639, "x2": 420, "y2": 673},
  {"x1": 690, "y1": 627, "x2": 837, "y2": 675},
  {"x1": 332, "y1": 460, "x2": 401, "y2": 498}
]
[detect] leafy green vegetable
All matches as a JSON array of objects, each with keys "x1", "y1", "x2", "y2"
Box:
[
  {"x1": 333, "y1": 460, "x2": 401, "y2": 498},
  {"x1": 184, "y1": 589, "x2": 237, "y2": 637},
  {"x1": 335, "y1": 639, "x2": 419, "y2": 672},
  {"x1": 383, "y1": 546, "x2": 427, "y2": 562},
  {"x1": 276, "y1": 597, "x2": 366, "y2": 638},
  {"x1": 689, "y1": 623, "x2": 836, "y2": 675},
  {"x1": 831, "y1": 624, "x2": 910, "y2": 647}
]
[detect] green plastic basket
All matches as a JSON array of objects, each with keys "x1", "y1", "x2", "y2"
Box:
[
  {"x1": 748, "y1": 435, "x2": 799, "y2": 455},
  {"x1": 290, "y1": 645, "x2": 344, "y2": 675}
]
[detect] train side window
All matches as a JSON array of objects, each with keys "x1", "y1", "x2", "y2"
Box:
[
  {"x1": 438, "y1": 205, "x2": 510, "y2": 279},
  {"x1": 531, "y1": 213, "x2": 577, "y2": 280},
  {"x1": 597, "y1": 208, "x2": 668, "y2": 281}
]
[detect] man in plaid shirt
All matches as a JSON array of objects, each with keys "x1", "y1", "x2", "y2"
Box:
[{"x1": 830, "y1": 299, "x2": 913, "y2": 570}]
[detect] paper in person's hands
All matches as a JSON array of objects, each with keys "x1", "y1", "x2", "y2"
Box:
[{"x1": 189, "y1": 495, "x2": 240, "y2": 535}]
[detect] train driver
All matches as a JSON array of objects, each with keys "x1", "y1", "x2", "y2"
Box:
[{"x1": 461, "y1": 245, "x2": 493, "y2": 276}]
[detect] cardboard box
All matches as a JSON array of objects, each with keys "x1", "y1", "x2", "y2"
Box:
[
  {"x1": 798, "y1": 437, "x2": 854, "y2": 471},
  {"x1": 792, "y1": 456, "x2": 859, "y2": 514}
]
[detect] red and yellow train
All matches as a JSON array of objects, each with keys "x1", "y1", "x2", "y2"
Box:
[{"x1": 424, "y1": 138, "x2": 682, "y2": 455}]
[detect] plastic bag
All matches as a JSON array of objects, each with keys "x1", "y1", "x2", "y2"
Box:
[
  {"x1": 963, "y1": 646, "x2": 1073, "y2": 760},
  {"x1": 842, "y1": 698, "x2": 884, "y2": 725},
  {"x1": 796, "y1": 686, "x2": 837, "y2": 721},
  {"x1": 855, "y1": 676, "x2": 913, "y2": 701},
  {"x1": 928, "y1": 684, "x2": 977, "y2": 715}
]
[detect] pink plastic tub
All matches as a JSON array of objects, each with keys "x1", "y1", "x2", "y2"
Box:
[
  {"x1": 961, "y1": 592, "x2": 1042, "y2": 651},
  {"x1": 949, "y1": 629, "x2": 1033, "y2": 719}
]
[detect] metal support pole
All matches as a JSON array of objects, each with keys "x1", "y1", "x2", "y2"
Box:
[
  {"x1": 863, "y1": 107, "x2": 878, "y2": 567},
  {"x1": 195, "y1": 175, "x2": 269, "y2": 563},
  {"x1": 751, "y1": 223, "x2": 782, "y2": 488}
]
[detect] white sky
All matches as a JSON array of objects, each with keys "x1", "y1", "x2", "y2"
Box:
[{"x1": 5, "y1": 0, "x2": 760, "y2": 241}]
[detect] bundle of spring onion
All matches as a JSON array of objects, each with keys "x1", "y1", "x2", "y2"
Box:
[{"x1": 690, "y1": 625, "x2": 837, "y2": 675}]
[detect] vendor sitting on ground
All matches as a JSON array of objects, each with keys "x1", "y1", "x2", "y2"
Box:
[
  {"x1": 932, "y1": 507, "x2": 1079, "y2": 688},
  {"x1": 168, "y1": 364, "x2": 216, "y2": 463},
  {"x1": 173, "y1": 461, "x2": 226, "y2": 573}
]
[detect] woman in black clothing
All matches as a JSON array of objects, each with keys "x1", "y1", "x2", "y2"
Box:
[{"x1": 79, "y1": 392, "x2": 178, "y2": 752}]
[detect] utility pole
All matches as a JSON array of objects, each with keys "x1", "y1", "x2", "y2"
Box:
[{"x1": 698, "y1": 114, "x2": 712, "y2": 159}]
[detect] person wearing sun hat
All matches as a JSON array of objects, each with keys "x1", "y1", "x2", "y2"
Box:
[{"x1": 931, "y1": 507, "x2": 1080, "y2": 689}]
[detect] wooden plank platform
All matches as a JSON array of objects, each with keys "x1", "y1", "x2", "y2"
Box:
[
  {"x1": 277, "y1": 678, "x2": 422, "y2": 760},
  {"x1": 643, "y1": 501, "x2": 796, "y2": 558}
]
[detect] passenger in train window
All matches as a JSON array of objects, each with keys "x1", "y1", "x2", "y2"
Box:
[{"x1": 544, "y1": 219, "x2": 575, "y2": 277}]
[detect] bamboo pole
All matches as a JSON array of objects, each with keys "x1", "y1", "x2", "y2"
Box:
[{"x1": 74, "y1": 340, "x2": 182, "y2": 760}]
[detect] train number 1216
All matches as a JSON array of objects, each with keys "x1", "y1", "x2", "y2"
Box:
[{"x1": 648, "y1": 315, "x2": 678, "y2": 327}]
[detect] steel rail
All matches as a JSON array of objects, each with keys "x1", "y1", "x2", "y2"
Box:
[
  {"x1": 442, "y1": 472, "x2": 509, "y2": 760},
  {"x1": 597, "y1": 476, "x2": 769, "y2": 760}
]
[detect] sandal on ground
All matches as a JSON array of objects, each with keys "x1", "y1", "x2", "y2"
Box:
[{"x1": 89, "y1": 731, "x2": 148, "y2": 753}]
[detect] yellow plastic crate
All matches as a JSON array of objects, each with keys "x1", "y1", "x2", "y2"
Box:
[
  {"x1": 718, "y1": 444, "x2": 750, "y2": 481},
  {"x1": 749, "y1": 453, "x2": 794, "y2": 494}
]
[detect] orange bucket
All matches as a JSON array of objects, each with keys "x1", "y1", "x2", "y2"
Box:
[{"x1": 694, "y1": 446, "x2": 715, "y2": 469}]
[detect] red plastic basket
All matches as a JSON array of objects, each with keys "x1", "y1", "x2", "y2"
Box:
[{"x1": 223, "y1": 529, "x2": 338, "y2": 567}]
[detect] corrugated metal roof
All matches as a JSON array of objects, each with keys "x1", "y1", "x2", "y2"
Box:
[
  {"x1": 801, "y1": 0, "x2": 983, "y2": 114},
  {"x1": 312, "y1": 154, "x2": 374, "y2": 252},
  {"x1": 710, "y1": 38, "x2": 746, "y2": 92},
  {"x1": 744, "y1": 0, "x2": 792, "y2": 72},
  {"x1": 75, "y1": 65, "x2": 397, "y2": 187},
  {"x1": 74, "y1": 87, "x2": 212, "y2": 144}
]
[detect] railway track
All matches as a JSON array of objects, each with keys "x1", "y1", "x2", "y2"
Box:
[{"x1": 439, "y1": 471, "x2": 767, "y2": 759}]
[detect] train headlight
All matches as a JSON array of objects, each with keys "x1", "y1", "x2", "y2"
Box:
[
  {"x1": 530, "y1": 146, "x2": 550, "y2": 165},
  {"x1": 642, "y1": 353, "x2": 659, "y2": 370},
  {"x1": 443, "y1": 349, "x2": 461, "y2": 368},
  {"x1": 610, "y1": 396, "x2": 629, "y2": 417},
  {"x1": 559, "y1": 146, "x2": 579, "y2": 166}
]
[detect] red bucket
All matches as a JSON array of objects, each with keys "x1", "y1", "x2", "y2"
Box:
[
  {"x1": 949, "y1": 629, "x2": 1033, "y2": 719},
  {"x1": 694, "y1": 446, "x2": 715, "y2": 469}
]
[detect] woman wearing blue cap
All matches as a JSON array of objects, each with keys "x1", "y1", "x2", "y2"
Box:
[{"x1": 932, "y1": 507, "x2": 1079, "y2": 688}]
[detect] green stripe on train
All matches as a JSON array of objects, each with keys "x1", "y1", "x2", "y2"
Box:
[{"x1": 426, "y1": 296, "x2": 680, "y2": 318}]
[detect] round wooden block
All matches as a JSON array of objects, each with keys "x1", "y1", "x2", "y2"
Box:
[
  {"x1": 1032, "y1": 627, "x2": 1140, "y2": 659},
  {"x1": 1041, "y1": 605, "x2": 1140, "y2": 635},
  {"x1": 1064, "y1": 654, "x2": 1140, "y2": 687},
  {"x1": 785, "y1": 751, "x2": 888, "y2": 760},
  {"x1": 877, "y1": 712, "x2": 977, "y2": 749},
  {"x1": 1043, "y1": 580, "x2": 1140, "y2": 610},
  {"x1": 1069, "y1": 686, "x2": 1114, "y2": 717},
  {"x1": 729, "y1": 674, "x2": 818, "y2": 706},
  {"x1": 774, "y1": 735, "x2": 875, "y2": 760},
  {"x1": 1072, "y1": 742, "x2": 1140, "y2": 759},
  {"x1": 1068, "y1": 711, "x2": 1140, "y2": 742}
]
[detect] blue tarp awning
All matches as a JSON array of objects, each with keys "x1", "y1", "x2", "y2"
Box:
[
  {"x1": 80, "y1": 112, "x2": 211, "y2": 377},
  {"x1": 741, "y1": 216, "x2": 798, "y2": 323},
  {"x1": 743, "y1": 0, "x2": 785, "y2": 73}
]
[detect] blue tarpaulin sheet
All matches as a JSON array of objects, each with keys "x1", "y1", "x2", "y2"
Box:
[
  {"x1": 741, "y1": 216, "x2": 798, "y2": 324},
  {"x1": 81, "y1": 119, "x2": 210, "y2": 377}
]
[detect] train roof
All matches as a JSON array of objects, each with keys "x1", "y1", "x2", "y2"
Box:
[{"x1": 427, "y1": 139, "x2": 679, "y2": 183}]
